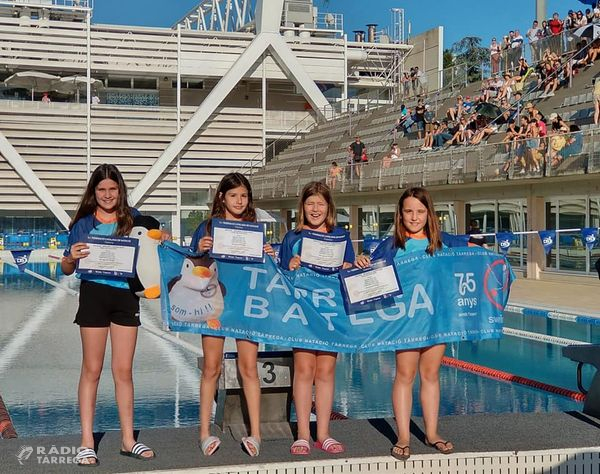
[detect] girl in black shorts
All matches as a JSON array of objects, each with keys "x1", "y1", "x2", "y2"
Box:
[{"x1": 61, "y1": 164, "x2": 157, "y2": 466}]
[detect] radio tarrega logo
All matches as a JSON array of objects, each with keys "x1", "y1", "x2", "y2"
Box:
[
  {"x1": 483, "y1": 259, "x2": 511, "y2": 310},
  {"x1": 16, "y1": 446, "x2": 33, "y2": 465}
]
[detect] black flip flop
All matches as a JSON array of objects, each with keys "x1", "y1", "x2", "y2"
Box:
[{"x1": 119, "y1": 442, "x2": 156, "y2": 460}]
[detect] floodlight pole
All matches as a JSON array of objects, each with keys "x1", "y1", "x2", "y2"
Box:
[{"x1": 536, "y1": 0, "x2": 546, "y2": 24}]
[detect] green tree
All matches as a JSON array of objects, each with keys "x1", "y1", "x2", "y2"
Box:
[
  {"x1": 451, "y1": 36, "x2": 489, "y2": 82},
  {"x1": 443, "y1": 49, "x2": 454, "y2": 69}
]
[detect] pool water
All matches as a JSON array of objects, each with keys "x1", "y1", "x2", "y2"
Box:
[{"x1": 0, "y1": 262, "x2": 588, "y2": 437}]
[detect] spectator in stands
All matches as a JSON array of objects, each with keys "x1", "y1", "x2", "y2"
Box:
[
  {"x1": 345, "y1": 145, "x2": 354, "y2": 181},
  {"x1": 92, "y1": 94, "x2": 100, "y2": 105},
  {"x1": 586, "y1": 8, "x2": 594, "y2": 24},
  {"x1": 549, "y1": 112, "x2": 569, "y2": 133},
  {"x1": 447, "y1": 117, "x2": 472, "y2": 146},
  {"x1": 595, "y1": 3, "x2": 600, "y2": 22},
  {"x1": 594, "y1": 76, "x2": 600, "y2": 126},
  {"x1": 548, "y1": 12, "x2": 564, "y2": 55},
  {"x1": 564, "y1": 10, "x2": 575, "y2": 29},
  {"x1": 349, "y1": 136, "x2": 366, "y2": 178},
  {"x1": 327, "y1": 162, "x2": 342, "y2": 190},
  {"x1": 470, "y1": 116, "x2": 498, "y2": 146},
  {"x1": 490, "y1": 38, "x2": 502, "y2": 75},
  {"x1": 555, "y1": 124, "x2": 584, "y2": 167},
  {"x1": 497, "y1": 73, "x2": 514, "y2": 103},
  {"x1": 575, "y1": 10, "x2": 588, "y2": 27},
  {"x1": 390, "y1": 142, "x2": 400, "y2": 161},
  {"x1": 527, "y1": 21, "x2": 542, "y2": 63},
  {"x1": 585, "y1": 39, "x2": 600, "y2": 65},
  {"x1": 381, "y1": 143, "x2": 400, "y2": 169},
  {"x1": 410, "y1": 67, "x2": 418, "y2": 96},
  {"x1": 535, "y1": 112, "x2": 547, "y2": 138},
  {"x1": 541, "y1": 60, "x2": 559, "y2": 97},
  {"x1": 510, "y1": 30, "x2": 525, "y2": 71},
  {"x1": 524, "y1": 116, "x2": 543, "y2": 173},
  {"x1": 540, "y1": 20, "x2": 551, "y2": 39},
  {"x1": 41, "y1": 92, "x2": 51, "y2": 103},
  {"x1": 391, "y1": 104, "x2": 408, "y2": 139},
  {"x1": 401, "y1": 72, "x2": 411, "y2": 97},
  {"x1": 420, "y1": 113, "x2": 436, "y2": 151},
  {"x1": 501, "y1": 35, "x2": 511, "y2": 72},
  {"x1": 432, "y1": 121, "x2": 453, "y2": 148},
  {"x1": 447, "y1": 95, "x2": 464, "y2": 121},
  {"x1": 414, "y1": 99, "x2": 426, "y2": 140}
]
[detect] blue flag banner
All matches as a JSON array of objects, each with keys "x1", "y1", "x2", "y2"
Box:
[
  {"x1": 10, "y1": 249, "x2": 32, "y2": 272},
  {"x1": 538, "y1": 230, "x2": 556, "y2": 255},
  {"x1": 581, "y1": 227, "x2": 598, "y2": 250},
  {"x1": 495, "y1": 232, "x2": 514, "y2": 254},
  {"x1": 158, "y1": 243, "x2": 513, "y2": 353}
]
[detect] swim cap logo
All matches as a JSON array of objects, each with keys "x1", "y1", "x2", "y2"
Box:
[{"x1": 483, "y1": 259, "x2": 510, "y2": 310}]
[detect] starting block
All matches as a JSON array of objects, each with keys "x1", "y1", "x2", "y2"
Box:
[
  {"x1": 198, "y1": 350, "x2": 294, "y2": 440},
  {"x1": 562, "y1": 344, "x2": 600, "y2": 418}
]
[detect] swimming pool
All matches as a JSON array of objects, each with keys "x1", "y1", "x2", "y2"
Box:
[{"x1": 0, "y1": 261, "x2": 588, "y2": 438}]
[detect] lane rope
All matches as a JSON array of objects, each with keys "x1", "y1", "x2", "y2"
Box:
[{"x1": 442, "y1": 356, "x2": 587, "y2": 402}]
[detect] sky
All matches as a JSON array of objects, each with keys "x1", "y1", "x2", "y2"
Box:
[{"x1": 93, "y1": 0, "x2": 580, "y2": 49}]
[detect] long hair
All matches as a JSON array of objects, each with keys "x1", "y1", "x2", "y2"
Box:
[
  {"x1": 70, "y1": 163, "x2": 133, "y2": 236},
  {"x1": 294, "y1": 181, "x2": 336, "y2": 233},
  {"x1": 206, "y1": 172, "x2": 256, "y2": 233},
  {"x1": 393, "y1": 187, "x2": 442, "y2": 256}
]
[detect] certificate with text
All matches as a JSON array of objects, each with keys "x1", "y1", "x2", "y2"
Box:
[
  {"x1": 300, "y1": 230, "x2": 347, "y2": 272},
  {"x1": 76, "y1": 235, "x2": 139, "y2": 278},
  {"x1": 210, "y1": 218, "x2": 265, "y2": 263},
  {"x1": 340, "y1": 259, "x2": 402, "y2": 311}
]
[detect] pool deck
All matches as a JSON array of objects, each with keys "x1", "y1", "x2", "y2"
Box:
[
  {"x1": 1, "y1": 266, "x2": 600, "y2": 472},
  {"x1": 1, "y1": 412, "x2": 600, "y2": 473},
  {"x1": 508, "y1": 276, "x2": 600, "y2": 319}
]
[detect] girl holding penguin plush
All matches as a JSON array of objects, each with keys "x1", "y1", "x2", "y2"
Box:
[
  {"x1": 190, "y1": 172, "x2": 275, "y2": 457},
  {"x1": 61, "y1": 164, "x2": 166, "y2": 466}
]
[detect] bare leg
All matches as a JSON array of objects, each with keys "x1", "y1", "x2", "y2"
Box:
[
  {"x1": 110, "y1": 324, "x2": 153, "y2": 457},
  {"x1": 293, "y1": 349, "x2": 316, "y2": 443},
  {"x1": 199, "y1": 335, "x2": 225, "y2": 445},
  {"x1": 236, "y1": 339, "x2": 261, "y2": 446},
  {"x1": 392, "y1": 350, "x2": 419, "y2": 446},
  {"x1": 314, "y1": 351, "x2": 337, "y2": 442},
  {"x1": 419, "y1": 344, "x2": 452, "y2": 451},
  {"x1": 78, "y1": 327, "x2": 109, "y2": 463}
]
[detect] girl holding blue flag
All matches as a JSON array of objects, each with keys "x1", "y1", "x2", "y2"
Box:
[
  {"x1": 355, "y1": 187, "x2": 453, "y2": 461},
  {"x1": 190, "y1": 172, "x2": 274, "y2": 457},
  {"x1": 61, "y1": 164, "x2": 156, "y2": 466},
  {"x1": 280, "y1": 181, "x2": 355, "y2": 456}
]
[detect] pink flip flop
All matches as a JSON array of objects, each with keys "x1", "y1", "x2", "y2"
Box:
[
  {"x1": 290, "y1": 439, "x2": 311, "y2": 455},
  {"x1": 314, "y1": 437, "x2": 345, "y2": 454}
]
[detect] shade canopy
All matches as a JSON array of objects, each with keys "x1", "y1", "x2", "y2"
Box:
[{"x1": 51, "y1": 75, "x2": 104, "y2": 95}]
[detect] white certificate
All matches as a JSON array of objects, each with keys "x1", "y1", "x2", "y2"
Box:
[
  {"x1": 343, "y1": 264, "x2": 400, "y2": 305},
  {"x1": 300, "y1": 235, "x2": 346, "y2": 270},
  {"x1": 76, "y1": 235, "x2": 139, "y2": 278},
  {"x1": 210, "y1": 219, "x2": 264, "y2": 262}
]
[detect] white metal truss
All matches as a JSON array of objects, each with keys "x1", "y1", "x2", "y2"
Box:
[
  {"x1": 0, "y1": 132, "x2": 70, "y2": 228},
  {"x1": 129, "y1": 0, "x2": 330, "y2": 206},
  {"x1": 174, "y1": 0, "x2": 254, "y2": 32}
]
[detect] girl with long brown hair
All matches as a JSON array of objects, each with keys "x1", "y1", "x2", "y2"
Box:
[
  {"x1": 279, "y1": 181, "x2": 355, "y2": 456},
  {"x1": 190, "y1": 172, "x2": 274, "y2": 457},
  {"x1": 355, "y1": 187, "x2": 452, "y2": 461},
  {"x1": 61, "y1": 164, "x2": 157, "y2": 466}
]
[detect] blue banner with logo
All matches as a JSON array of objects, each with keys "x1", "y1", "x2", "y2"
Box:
[
  {"x1": 10, "y1": 249, "x2": 32, "y2": 272},
  {"x1": 581, "y1": 227, "x2": 598, "y2": 250},
  {"x1": 158, "y1": 243, "x2": 512, "y2": 353},
  {"x1": 538, "y1": 230, "x2": 556, "y2": 254},
  {"x1": 495, "y1": 232, "x2": 514, "y2": 254}
]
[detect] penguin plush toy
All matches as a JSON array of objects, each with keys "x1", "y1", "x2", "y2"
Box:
[
  {"x1": 167, "y1": 254, "x2": 226, "y2": 329},
  {"x1": 128, "y1": 215, "x2": 162, "y2": 298}
]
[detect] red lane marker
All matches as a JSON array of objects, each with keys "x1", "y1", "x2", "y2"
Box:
[
  {"x1": 48, "y1": 255, "x2": 62, "y2": 260},
  {"x1": 442, "y1": 356, "x2": 586, "y2": 402}
]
